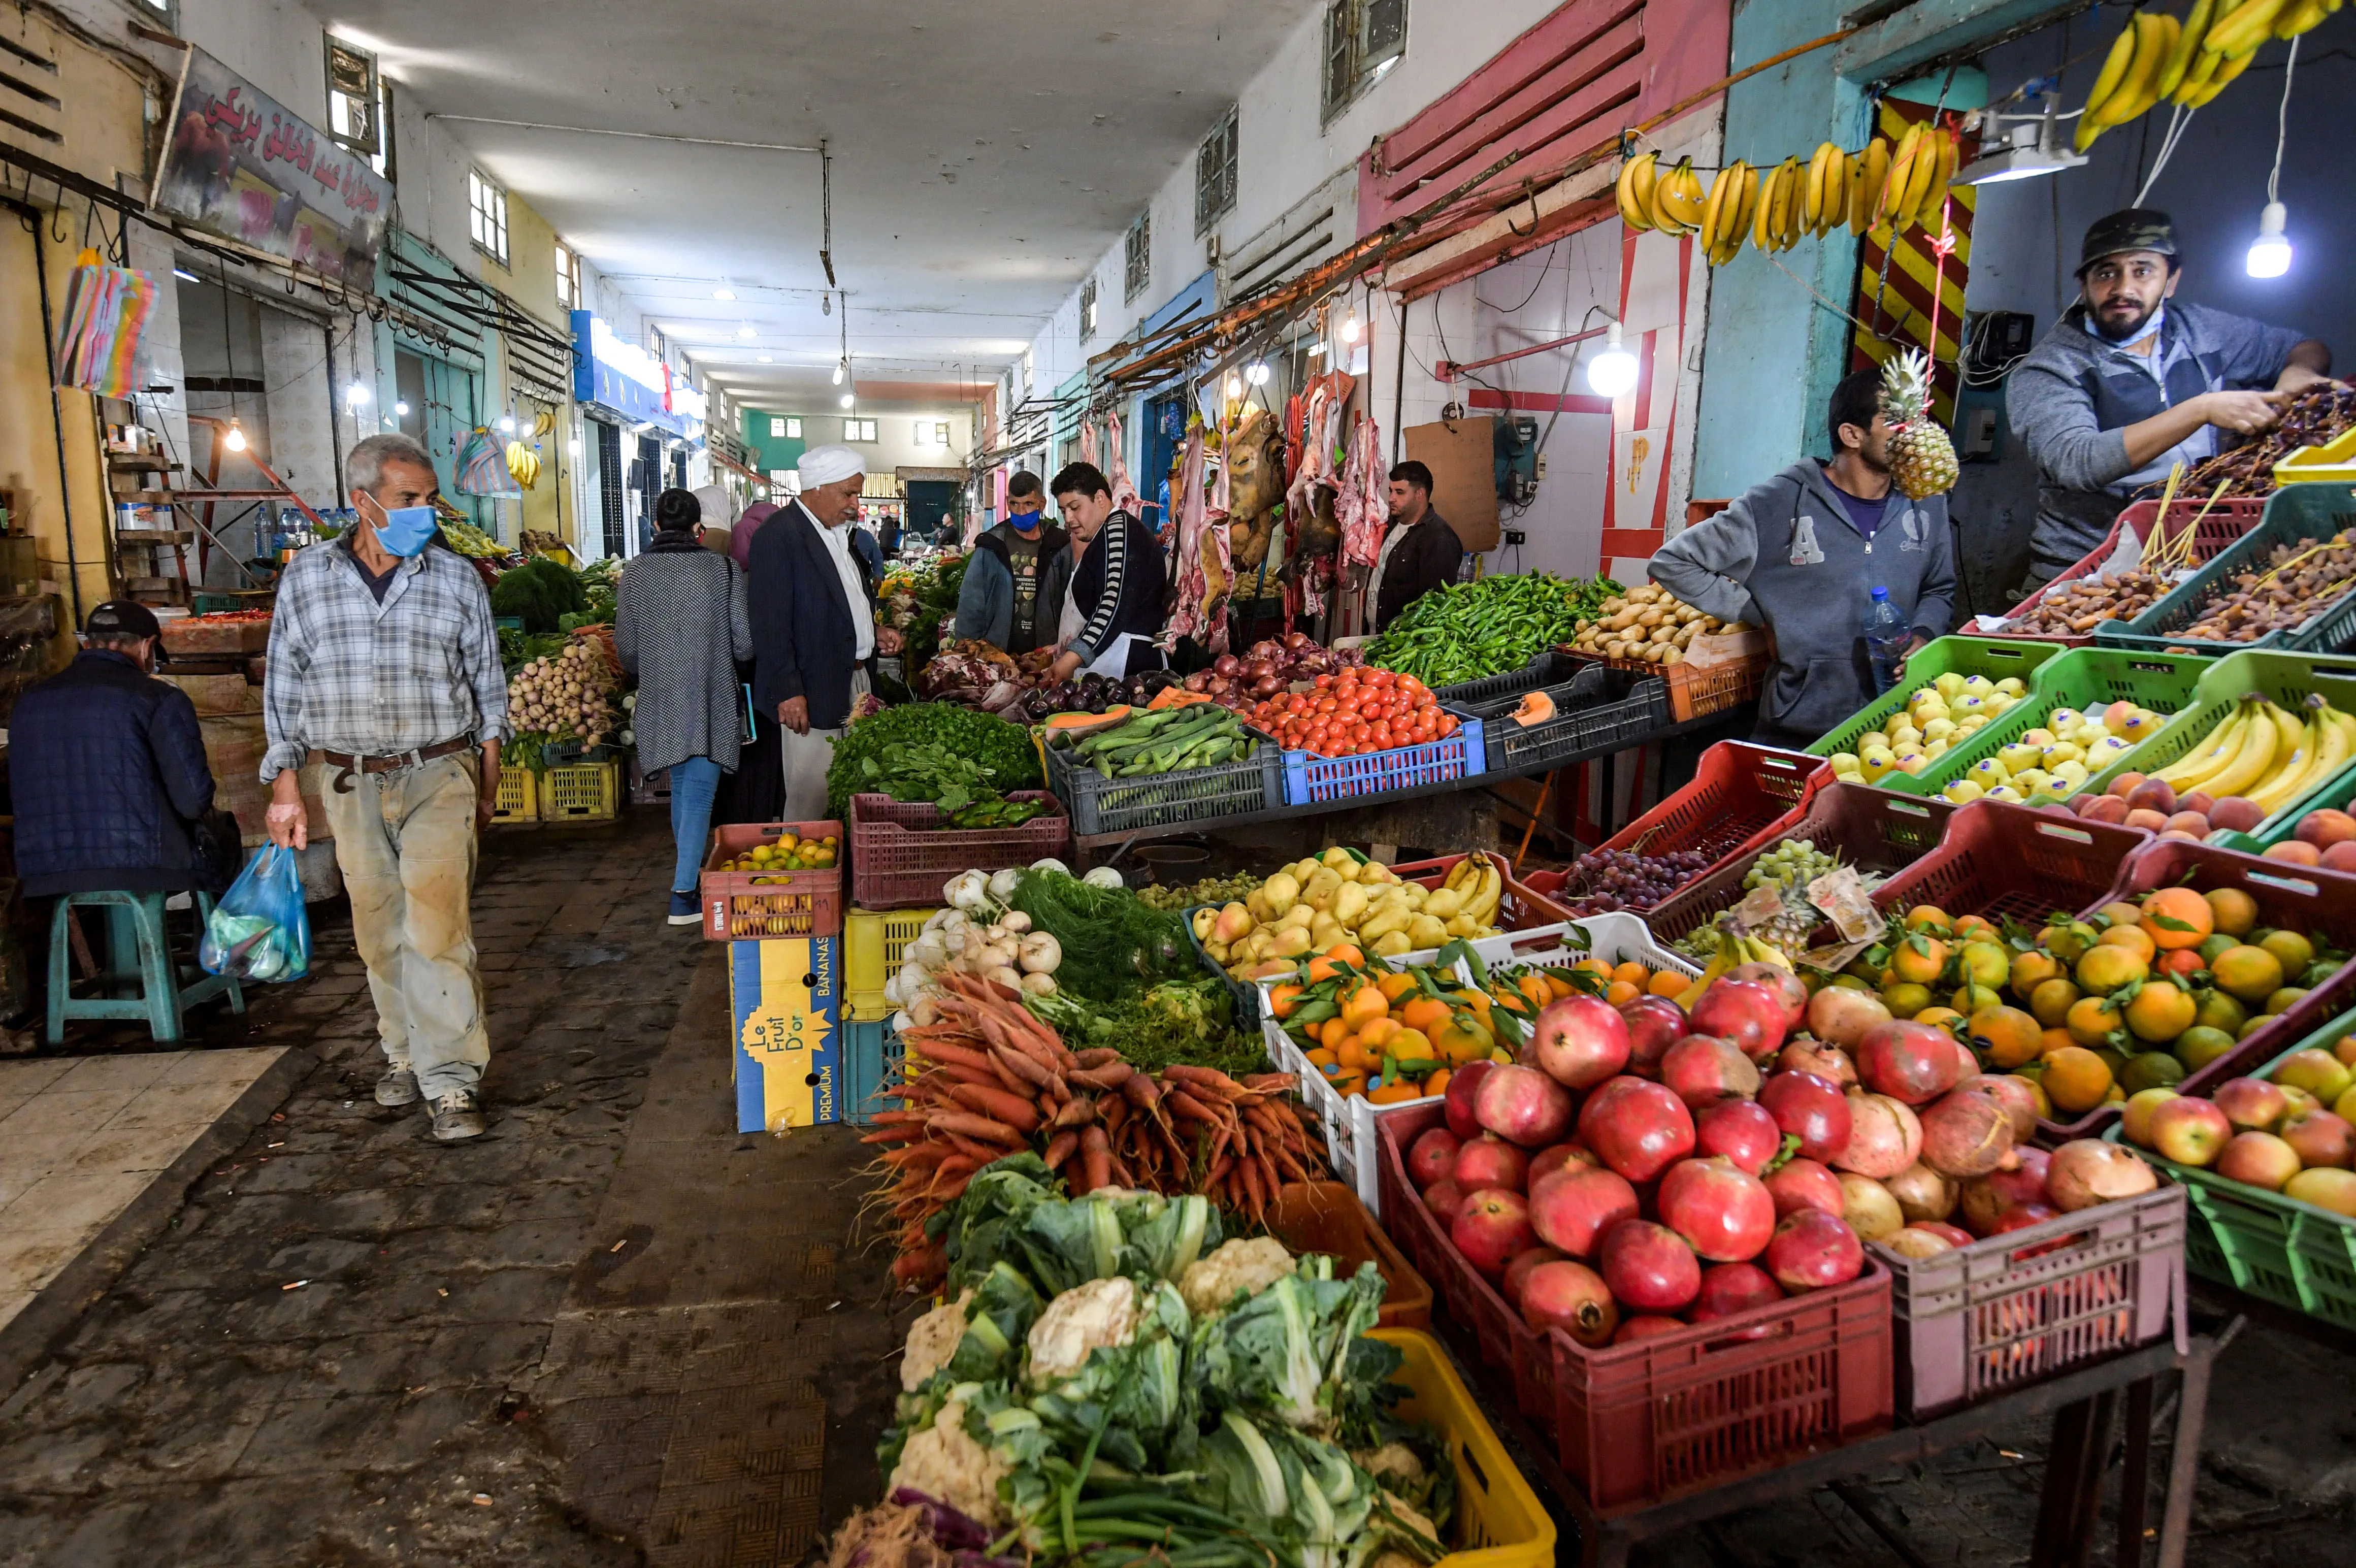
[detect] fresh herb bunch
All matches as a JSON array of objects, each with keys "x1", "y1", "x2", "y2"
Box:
[
  {"x1": 1367, "y1": 572, "x2": 1621, "y2": 688},
  {"x1": 488, "y1": 557, "x2": 588, "y2": 634},
  {"x1": 858, "y1": 742, "x2": 996, "y2": 813},
  {"x1": 825, "y1": 702, "x2": 1040, "y2": 820},
  {"x1": 900, "y1": 554, "x2": 969, "y2": 672}
]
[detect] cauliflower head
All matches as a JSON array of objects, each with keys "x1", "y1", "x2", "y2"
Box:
[
  {"x1": 1356, "y1": 1442, "x2": 1426, "y2": 1489},
  {"x1": 1179, "y1": 1236, "x2": 1296, "y2": 1317},
  {"x1": 899, "y1": 1289, "x2": 973, "y2": 1393},
  {"x1": 1025, "y1": 1275, "x2": 1138, "y2": 1383},
  {"x1": 886, "y1": 1399, "x2": 1009, "y2": 1526}
]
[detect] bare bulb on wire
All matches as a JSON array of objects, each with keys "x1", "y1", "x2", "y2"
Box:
[{"x1": 223, "y1": 419, "x2": 248, "y2": 453}]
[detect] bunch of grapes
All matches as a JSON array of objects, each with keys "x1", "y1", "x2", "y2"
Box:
[
  {"x1": 1557, "y1": 847, "x2": 1718, "y2": 915},
  {"x1": 1741, "y1": 838, "x2": 1840, "y2": 894}
]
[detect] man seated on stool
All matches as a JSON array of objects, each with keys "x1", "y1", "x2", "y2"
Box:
[{"x1": 12, "y1": 601, "x2": 221, "y2": 902}]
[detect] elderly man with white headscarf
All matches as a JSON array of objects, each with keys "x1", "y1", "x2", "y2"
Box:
[{"x1": 746, "y1": 444, "x2": 903, "y2": 821}]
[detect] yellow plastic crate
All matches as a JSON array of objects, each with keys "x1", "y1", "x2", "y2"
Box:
[
  {"x1": 490, "y1": 767, "x2": 538, "y2": 826},
  {"x1": 2275, "y1": 431, "x2": 2356, "y2": 485},
  {"x1": 1372, "y1": 1328, "x2": 1556, "y2": 1568},
  {"x1": 846, "y1": 989, "x2": 892, "y2": 1023},
  {"x1": 844, "y1": 906, "x2": 938, "y2": 993},
  {"x1": 541, "y1": 760, "x2": 621, "y2": 823}
]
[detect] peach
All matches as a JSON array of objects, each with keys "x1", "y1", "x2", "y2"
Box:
[
  {"x1": 2323, "y1": 842, "x2": 2356, "y2": 874},
  {"x1": 2159, "y1": 830, "x2": 2206, "y2": 842},
  {"x1": 2296, "y1": 809, "x2": 2356, "y2": 850},
  {"x1": 2164, "y1": 811, "x2": 2212, "y2": 837},
  {"x1": 2078, "y1": 794, "x2": 2132, "y2": 825},
  {"x1": 2209, "y1": 797, "x2": 2267, "y2": 833},
  {"x1": 2125, "y1": 779, "x2": 2178, "y2": 815},
  {"x1": 2181, "y1": 792, "x2": 2216, "y2": 816},
  {"x1": 2107, "y1": 771, "x2": 2146, "y2": 799},
  {"x1": 2124, "y1": 808, "x2": 2172, "y2": 832},
  {"x1": 2266, "y1": 841, "x2": 2322, "y2": 867}
]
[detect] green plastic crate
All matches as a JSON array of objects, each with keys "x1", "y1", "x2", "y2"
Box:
[
  {"x1": 2079, "y1": 648, "x2": 2356, "y2": 834},
  {"x1": 1804, "y1": 636, "x2": 2065, "y2": 789},
  {"x1": 2108, "y1": 1003, "x2": 2356, "y2": 1330},
  {"x1": 1880, "y1": 644, "x2": 2215, "y2": 800},
  {"x1": 2092, "y1": 481, "x2": 2356, "y2": 654}
]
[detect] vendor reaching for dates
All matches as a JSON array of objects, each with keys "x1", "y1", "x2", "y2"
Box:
[
  {"x1": 2008, "y1": 208, "x2": 2334, "y2": 598},
  {"x1": 1043, "y1": 462, "x2": 1167, "y2": 680},
  {"x1": 1650, "y1": 370, "x2": 1955, "y2": 750}
]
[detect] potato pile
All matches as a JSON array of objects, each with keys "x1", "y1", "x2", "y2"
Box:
[
  {"x1": 1565, "y1": 584, "x2": 1740, "y2": 666},
  {"x1": 2006, "y1": 568, "x2": 2172, "y2": 637},
  {"x1": 2173, "y1": 532, "x2": 2356, "y2": 644}
]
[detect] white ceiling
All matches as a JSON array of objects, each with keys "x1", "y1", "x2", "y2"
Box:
[{"x1": 310, "y1": 1, "x2": 1321, "y2": 408}]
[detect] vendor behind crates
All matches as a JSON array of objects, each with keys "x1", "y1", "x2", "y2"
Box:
[
  {"x1": 1046, "y1": 462, "x2": 1167, "y2": 680},
  {"x1": 955, "y1": 470, "x2": 1066, "y2": 656},
  {"x1": 1650, "y1": 370, "x2": 1956, "y2": 750},
  {"x1": 1366, "y1": 461, "x2": 1465, "y2": 633}
]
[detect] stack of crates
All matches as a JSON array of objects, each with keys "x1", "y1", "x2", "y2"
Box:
[{"x1": 840, "y1": 907, "x2": 935, "y2": 1125}]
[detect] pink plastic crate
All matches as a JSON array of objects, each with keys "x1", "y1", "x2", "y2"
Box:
[{"x1": 848, "y1": 792, "x2": 1069, "y2": 910}]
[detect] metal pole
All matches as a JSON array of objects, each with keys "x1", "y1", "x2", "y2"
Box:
[{"x1": 25, "y1": 206, "x2": 87, "y2": 627}]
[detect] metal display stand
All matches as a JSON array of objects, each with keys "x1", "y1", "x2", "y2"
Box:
[{"x1": 1432, "y1": 1319, "x2": 2223, "y2": 1568}]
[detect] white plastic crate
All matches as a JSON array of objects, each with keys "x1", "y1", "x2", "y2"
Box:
[{"x1": 1269, "y1": 914, "x2": 1698, "y2": 1216}]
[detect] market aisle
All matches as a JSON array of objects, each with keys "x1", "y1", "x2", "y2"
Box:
[{"x1": 0, "y1": 813, "x2": 895, "y2": 1567}]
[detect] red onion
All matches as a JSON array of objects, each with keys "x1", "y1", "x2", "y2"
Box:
[
  {"x1": 1183, "y1": 672, "x2": 1212, "y2": 694},
  {"x1": 1205, "y1": 674, "x2": 1233, "y2": 696},
  {"x1": 1242, "y1": 658, "x2": 1274, "y2": 680},
  {"x1": 1284, "y1": 631, "x2": 1312, "y2": 651},
  {"x1": 1250, "y1": 640, "x2": 1281, "y2": 662},
  {"x1": 1251, "y1": 675, "x2": 1284, "y2": 697},
  {"x1": 1213, "y1": 654, "x2": 1242, "y2": 677}
]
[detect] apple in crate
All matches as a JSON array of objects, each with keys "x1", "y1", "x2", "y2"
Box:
[{"x1": 2141, "y1": 1095, "x2": 2232, "y2": 1166}]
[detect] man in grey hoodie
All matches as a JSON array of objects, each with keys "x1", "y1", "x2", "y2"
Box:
[
  {"x1": 1651, "y1": 370, "x2": 1955, "y2": 749},
  {"x1": 2008, "y1": 208, "x2": 2333, "y2": 595}
]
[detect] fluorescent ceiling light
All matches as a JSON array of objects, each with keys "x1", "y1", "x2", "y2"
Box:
[
  {"x1": 173, "y1": 268, "x2": 200, "y2": 282},
  {"x1": 1955, "y1": 111, "x2": 2086, "y2": 186},
  {"x1": 713, "y1": 287, "x2": 735, "y2": 301}
]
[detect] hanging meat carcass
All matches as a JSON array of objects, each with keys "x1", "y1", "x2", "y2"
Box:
[
  {"x1": 1106, "y1": 407, "x2": 1144, "y2": 521},
  {"x1": 1282, "y1": 377, "x2": 1351, "y2": 616},
  {"x1": 1222, "y1": 406, "x2": 1286, "y2": 573},
  {"x1": 1166, "y1": 420, "x2": 1233, "y2": 654},
  {"x1": 1334, "y1": 410, "x2": 1387, "y2": 571}
]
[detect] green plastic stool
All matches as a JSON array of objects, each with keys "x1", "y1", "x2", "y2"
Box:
[{"x1": 48, "y1": 890, "x2": 247, "y2": 1044}]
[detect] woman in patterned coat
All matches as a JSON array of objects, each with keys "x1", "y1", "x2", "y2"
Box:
[{"x1": 615, "y1": 488, "x2": 755, "y2": 925}]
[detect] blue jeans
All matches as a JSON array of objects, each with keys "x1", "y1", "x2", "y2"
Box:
[{"x1": 669, "y1": 757, "x2": 724, "y2": 893}]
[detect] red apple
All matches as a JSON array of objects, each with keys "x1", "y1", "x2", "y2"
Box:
[
  {"x1": 2147, "y1": 1095, "x2": 2233, "y2": 1166},
  {"x1": 2216, "y1": 1131, "x2": 2302, "y2": 1191},
  {"x1": 2213, "y1": 1077, "x2": 2291, "y2": 1133}
]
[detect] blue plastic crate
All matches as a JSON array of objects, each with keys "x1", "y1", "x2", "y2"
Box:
[
  {"x1": 1280, "y1": 718, "x2": 1485, "y2": 807},
  {"x1": 843, "y1": 1018, "x2": 905, "y2": 1127}
]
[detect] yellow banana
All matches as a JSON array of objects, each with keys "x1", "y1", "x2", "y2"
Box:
[
  {"x1": 1729, "y1": 161, "x2": 1762, "y2": 264},
  {"x1": 1654, "y1": 157, "x2": 1705, "y2": 234},
  {"x1": 1821, "y1": 150, "x2": 1854, "y2": 235},
  {"x1": 1804, "y1": 142, "x2": 1838, "y2": 232},
  {"x1": 2203, "y1": 697, "x2": 2287, "y2": 801},
  {"x1": 1675, "y1": 928, "x2": 1745, "y2": 1010},
  {"x1": 2154, "y1": 709, "x2": 2251, "y2": 789},
  {"x1": 2122, "y1": 13, "x2": 2182, "y2": 121},
  {"x1": 2206, "y1": 0, "x2": 2287, "y2": 55},
  {"x1": 1901, "y1": 125, "x2": 1942, "y2": 227},
  {"x1": 1855, "y1": 138, "x2": 1890, "y2": 235},
  {"x1": 2186, "y1": 42, "x2": 2259, "y2": 105},
  {"x1": 2080, "y1": 19, "x2": 2143, "y2": 133},
  {"x1": 2255, "y1": 697, "x2": 2353, "y2": 812},
  {"x1": 2174, "y1": 0, "x2": 2235, "y2": 103},
  {"x1": 1701, "y1": 160, "x2": 1740, "y2": 258},
  {"x1": 1617, "y1": 151, "x2": 1658, "y2": 232},
  {"x1": 1753, "y1": 161, "x2": 1781, "y2": 252},
  {"x1": 1878, "y1": 124, "x2": 1921, "y2": 230},
  {"x1": 2156, "y1": 0, "x2": 2212, "y2": 99},
  {"x1": 2276, "y1": 0, "x2": 2333, "y2": 37},
  {"x1": 1766, "y1": 157, "x2": 1801, "y2": 251}
]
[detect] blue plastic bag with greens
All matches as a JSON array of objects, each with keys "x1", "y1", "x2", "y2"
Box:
[{"x1": 199, "y1": 844, "x2": 311, "y2": 982}]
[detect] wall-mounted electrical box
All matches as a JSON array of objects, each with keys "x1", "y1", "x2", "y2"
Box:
[{"x1": 1494, "y1": 416, "x2": 1539, "y2": 505}]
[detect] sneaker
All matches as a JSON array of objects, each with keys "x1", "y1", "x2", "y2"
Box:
[
  {"x1": 668, "y1": 891, "x2": 702, "y2": 927},
  {"x1": 430, "y1": 1089, "x2": 486, "y2": 1142},
  {"x1": 375, "y1": 1066, "x2": 420, "y2": 1107}
]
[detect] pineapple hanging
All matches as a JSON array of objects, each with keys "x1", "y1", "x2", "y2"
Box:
[{"x1": 1879, "y1": 349, "x2": 1958, "y2": 500}]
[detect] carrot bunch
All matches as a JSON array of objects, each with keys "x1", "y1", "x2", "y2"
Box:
[{"x1": 861, "y1": 973, "x2": 1325, "y2": 1288}]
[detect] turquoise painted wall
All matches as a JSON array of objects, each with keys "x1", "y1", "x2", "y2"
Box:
[
  {"x1": 741, "y1": 408, "x2": 808, "y2": 476},
  {"x1": 1692, "y1": 0, "x2": 2081, "y2": 500}
]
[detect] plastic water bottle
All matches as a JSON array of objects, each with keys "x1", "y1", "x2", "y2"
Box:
[{"x1": 1863, "y1": 587, "x2": 1910, "y2": 696}]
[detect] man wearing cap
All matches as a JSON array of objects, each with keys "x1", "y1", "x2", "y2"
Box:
[
  {"x1": 12, "y1": 603, "x2": 227, "y2": 912},
  {"x1": 262, "y1": 432, "x2": 508, "y2": 1142},
  {"x1": 747, "y1": 444, "x2": 903, "y2": 822},
  {"x1": 2009, "y1": 208, "x2": 2335, "y2": 596}
]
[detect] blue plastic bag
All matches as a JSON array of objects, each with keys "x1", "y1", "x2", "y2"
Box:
[{"x1": 200, "y1": 844, "x2": 312, "y2": 982}]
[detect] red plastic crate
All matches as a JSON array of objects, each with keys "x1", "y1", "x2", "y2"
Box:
[
  {"x1": 848, "y1": 792, "x2": 1070, "y2": 910},
  {"x1": 1871, "y1": 1185, "x2": 2186, "y2": 1420},
  {"x1": 1863, "y1": 800, "x2": 2151, "y2": 933},
  {"x1": 2046, "y1": 839, "x2": 2356, "y2": 1139},
  {"x1": 1375, "y1": 1102, "x2": 1894, "y2": 1515},
  {"x1": 697, "y1": 821, "x2": 844, "y2": 941},
  {"x1": 1391, "y1": 852, "x2": 1577, "y2": 933},
  {"x1": 1643, "y1": 782, "x2": 1958, "y2": 948},
  {"x1": 1984, "y1": 496, "x2": 2265, "y2": 646}
]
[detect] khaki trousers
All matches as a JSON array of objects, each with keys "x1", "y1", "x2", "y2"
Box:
[{"x1": 321, "y1": 754, "x2": 489, "y2": 1098}]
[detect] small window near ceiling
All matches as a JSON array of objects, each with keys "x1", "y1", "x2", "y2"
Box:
[
  {"x1": 468, "y1": 169, "x2": 509, "y2": 265},
  {"x1": 1324, "y1": 0, "x2": 1408, "y2": 118},
  {"x1": 1022, "y1": 348, "x2": 1035, "y2": 391},
  {"x1": 912, "y1": 420, "x2": 930, "y2": 447},
  {"x1": 844, "y1": 417, "x2": 878, "y2": 443},
  {"x1": 786, "y1": 416, "x2": 803, "y2": 439},
  {"x1": 1124, "y1": 211, "x2": 1151, "y2": 301},
  {"x1": 554, "y1": 243, "x2": 580, "y2": 311},
  {"x1": 325, "y1": 37, "x2": 380, "y2": 156},
  {"x1": 1080, "y1": 278, "x2": 1098, "y2": 341},
  {"x1": 1195, "y1": 106, "x2": 1237, "y2": 236},
  {"x1": 935, "y1": 422, "x2": 951, "y2": 447},
  {"x1": 770, "y1": 415, "x2": 788, "y2": 439},
  {"x1": 122, "y1": 0, "x2": 179, "y2": 37}
]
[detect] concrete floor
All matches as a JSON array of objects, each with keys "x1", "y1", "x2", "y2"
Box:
[{"x1": 0, "y1": 808, "x2": 2350, "y2": 1567}]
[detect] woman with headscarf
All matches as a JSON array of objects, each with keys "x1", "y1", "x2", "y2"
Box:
[
  {"x1": 615, "y1": 487, "x2": 753, "y2": 925},
  {"x1": 691, "y1": 482, "x2": 736, "y2": 554}
]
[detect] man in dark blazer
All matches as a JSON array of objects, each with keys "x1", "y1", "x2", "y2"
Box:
[{"x1": 748, "y1": 444, "x2": 902, "y2": 821}]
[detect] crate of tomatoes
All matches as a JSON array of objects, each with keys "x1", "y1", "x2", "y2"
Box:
[{"x1": 1245, "y1": 667, "x2": 1485, "y2": 806}]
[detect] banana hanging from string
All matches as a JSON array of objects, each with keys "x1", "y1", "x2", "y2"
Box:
[{"x1": 1616, "y1": 150, "x2": 1659, "y2": 233}]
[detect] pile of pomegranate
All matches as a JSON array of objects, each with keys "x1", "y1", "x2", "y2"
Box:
[{"x1": 1402, "y1": 968, "x2": 2162, "y2": 1348}]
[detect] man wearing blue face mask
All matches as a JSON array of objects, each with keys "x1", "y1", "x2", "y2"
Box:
[
  {"x1": 954, "y1": 470, "x2": 1065, "y2": 656},
  {"x1": 261, "y1": 432, "x2": 509, "y2": 1142}
]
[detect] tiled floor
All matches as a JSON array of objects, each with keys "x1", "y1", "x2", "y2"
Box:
[{"x1": 0, "y1": 1048, "x2": 288, "y2": 1337}]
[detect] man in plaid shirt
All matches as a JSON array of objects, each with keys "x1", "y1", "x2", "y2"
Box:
[{"x1": 262, "y1": 432, "x2": 508, "y2": 1141}]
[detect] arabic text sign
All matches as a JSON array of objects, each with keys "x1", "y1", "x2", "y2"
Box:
[{"x1": 152, "y1": 47, "x2": 391, "y2": 283}]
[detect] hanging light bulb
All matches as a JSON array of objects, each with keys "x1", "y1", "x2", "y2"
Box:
[
  {"x1": 344, "y1": 381, "x2": 371, "y2": 408},
  {"x1": 1223, "y1": 372, "x2": 1244, "y2": 400},
  {"x1": 393, "y1": 400, "x2": 411, "y2": 417},
  {"x1": 222, "y1": 418, "x2": 247, "y2": 453},
  {"x1": 839, "y1": 392, "x2": 857, "y2": 409},
  {"x1": 1587, "y1": 322, "x2": 1640, "y2": 398},
  {"x1": 567, "y1": 437, "x2": 582, "y2": 455},
  {"x1": 1245, "y1": 361, "x2": 1270, "y2": 386},
  {"x1": 832, "y1": 359, "x2": 846, "y2": 385},
  {"x1": 498, "y1": 415, "x2": 517, "y2": 434},
  {"x1": 2247, "y1": 201, "x2": 2292, "y2": 279},
  {"x1": 1340, "y1": 309, "x2": 1362, "y2": 344}
]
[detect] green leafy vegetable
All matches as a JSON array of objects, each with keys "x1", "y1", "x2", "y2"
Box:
[{"x1": 826, "y1": 702, "x2": 1041, "y2": 821}]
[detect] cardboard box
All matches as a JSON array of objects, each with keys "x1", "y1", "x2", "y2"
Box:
[{"x1": 727, "y1": 936, "x2": 843, "y2": 1133}]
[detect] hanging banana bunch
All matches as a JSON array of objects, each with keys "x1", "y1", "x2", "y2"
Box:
[
  {"x1": 2077, "y1": 0, "x2": 2329, "y2": 150},
  {"x1": 532, "y1": 409, "x2": 556, "y2": 439},
  {"x1": 1647, "y1": 156, "x2": 1708, "y2": 237},
  {"x1": 1804, "y1": 142, "x2": 1852, "y2": 238},
  {"x1": 1871, "y1": 121, "x2": 1954, "y2": 236},
  {"x1": 505, "y1": 440, "x2": 542, "y2": 489},
  {"x1": 1850, "y1": 136, "x2": 1890, "y2": 236},
  {"x1": 1700, "y1": 159, "x2": 1760, "y2": 266},
  {"x1": 1615, "y1": 149, "x2": 1659, "y2": 232}
]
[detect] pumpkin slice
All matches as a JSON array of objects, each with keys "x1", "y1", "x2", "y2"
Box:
[{"x1": 1511, "y1": 690, "x2": 1556, "y2": 728}]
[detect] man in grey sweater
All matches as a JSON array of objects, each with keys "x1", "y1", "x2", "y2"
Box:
[
  {"x1": 2008, "y1": 208, "x2": 2333, "y2": 595},
  {"x1": 1651, "y1": 370, "x2": 1955, "y2": 749}
]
